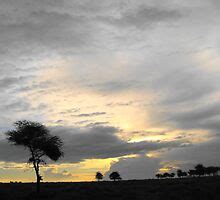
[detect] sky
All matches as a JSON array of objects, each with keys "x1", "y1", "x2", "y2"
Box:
[{"x1": 0, "y1": 0, "x2": 220, "y2": 182}]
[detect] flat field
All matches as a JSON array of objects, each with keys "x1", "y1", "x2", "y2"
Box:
[{"x1": 1, "y1": 176, "x2": 220, "y2": 200}]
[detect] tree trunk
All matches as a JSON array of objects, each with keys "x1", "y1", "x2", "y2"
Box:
[
  {"x1": 36, "y1": 175, "x2": 41, "y2": 193},
  {"x1": 33, "y1": 162, "x2": 41, "y2": 193}
]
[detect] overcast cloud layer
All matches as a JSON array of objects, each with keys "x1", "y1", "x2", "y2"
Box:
[{"x1": 0, "y1": 0, "x2": 220, "y2": 181}]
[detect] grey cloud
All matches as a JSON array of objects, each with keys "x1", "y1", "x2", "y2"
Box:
[
  {"x1": 106, "y1": 101, "x2": 134, "y2": 107},
  {"x1": 151, "y1": 64, "x2": 216, "y2": 105},
  {"x1": 60, "y1": 108, "x2": 80, "y2": 115},
  {"x1": 0, "y1": 125, "x2": 186, "y2": 163},
  {"x1": 105, "y1": 155, "x2": 160, "y2": 180},
  {"x1": 51, "y1": 126, "x2": 186, "y2": 163},
  {"x1": 15, "y1": 81, "x2": 52, "y2": 93},
  {"x1": 0, "y1": 0, "x2": 220, "y2": 176},
  {"x1": 86, "y1": 121, "x2": 109, "y2": 127},
  {"x1": 145, "y1": 55, "x2": 220, "y2": 131},
  {"x1": 164, "y1": 137, "x2": 220, "y2": 167},
  {"x1": 99, "y1": 6, "x2": 182, "y2": 29},
  {"x1": 0, "y1": 9, "x2": 96, "y2": 57},
  {"x1": 168, "y1": 102, "x2": 220, "y2": 131},
  {"x1": 74, "y1": 112, "x2": 106, "y2": 117},
  {"x1": 43, "y1": 168, "x2": 75, "y2": 181},
  {"x1": 75, "y1": 120, "x2": 92, "y2": 125},
  {"x1": 86, "y1": 80, "x2": 141, "y2": 93},
  {"x1": 0, "y1": 139, "x2": 29, "y2": 163},
  {"x1": 1, "y1": 100, "x2": 31, "y2": 112},
  {"x1": 0, "y1": 76, "x2": 30, "y2": 90}
]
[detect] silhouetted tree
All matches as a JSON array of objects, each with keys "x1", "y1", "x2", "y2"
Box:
[
  {"x1": 156, "y1": 173, "x2": 163, "y2": 179},
  {"x1": 156, "y1": 172, "x2": 175, "y2": 179},
  {"x1": 177, "y1": 169, "x2": 183, "y2": 178},
  {"x1": 177, "y1": 169, "x2": 187, "y2": 178},
  {"x1": 96, "y1": 172, "x2": 103, "y2": 181},
  {"x1": 188, "y1": 169, "x2": 197, "y2": 177},
  {"x1": 195, "y1": 164, "x2": 205, "y2": 176},
  {"x1": 5, "y1": 120, "x2": 63, "y2": 193},
  {"x1": 205, "y1": 166, "x2": 220, "y2": 176},
  {"x1": 170, "y1": 173, "x2": 175, "y2": 178},
  {"x1": 163, "y1": 172, "x2": 170, "y2": 178},
  {"x1": 109, "y1": 171, "x2": 121, "y2": 181},
  {"x1": 205, "y1": 166, "x2": 213, "y2": 176},
  {"x1": 182, "y1": 172, "x2": 187, "y2": 177}
]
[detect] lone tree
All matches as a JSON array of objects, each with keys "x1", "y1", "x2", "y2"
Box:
[
  {"x1": 5, "y1": 120, "x2": 63, "y2": 193},
  {"x1": 95, "y1": 172, "x2": 103, "y2": 181},
  {"x1": 109, "y1": 171, "x2": 121, "y2": 181}
]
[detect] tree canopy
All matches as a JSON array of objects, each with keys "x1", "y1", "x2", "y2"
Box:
[
  {"x1": 109, "y1": 171, "x2": 121, "y2": 181},
  {"x1": 96, "y1": 172, "x2": 103, "y2": 181}
]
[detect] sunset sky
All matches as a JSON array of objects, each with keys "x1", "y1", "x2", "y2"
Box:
[{"x1": 0, "y1": 0, "x2": 220, "y2": 182}]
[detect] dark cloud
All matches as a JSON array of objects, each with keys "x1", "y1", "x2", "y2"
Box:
[
  {"x1": 51, "y1": 126, "x2": 186, "y2": 163},
  {"x1": 0, "y1": 139, "x2": 29, "y2": 163},
  {"x1": 0, "y1": 125, "x2": 186, "y2": 163}
]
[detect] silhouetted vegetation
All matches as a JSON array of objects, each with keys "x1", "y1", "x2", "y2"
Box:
[
  {"x1": 187, "y1": 164, "x2": 220, "y2": 177},
  {"x1": 5, "y1": 120, "x2": 63, "y2": 193},
  {"x1": 109, "y1": 171, "x2": 122, "y2": 181},
  {"x1": 156, "y1": 164, "x2": 220, "y2": 180},
  {"x1": 177, "y1": 169, "x2": 187, "y2": 178},
  {"x1": 155, "y1": 172, "x2": 175, "y2": 179},
  {"x1": 96, "y1": 172, "x2": 103, "y2": 181}
]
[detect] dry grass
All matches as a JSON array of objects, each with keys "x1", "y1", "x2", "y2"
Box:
[{"x1": 1, "y1": 176, "x2": 220, "y2": 200}]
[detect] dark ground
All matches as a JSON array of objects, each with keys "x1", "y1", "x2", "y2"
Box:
[{"x1": 1, "y1": 176, "x2": 220, "y2": 200}]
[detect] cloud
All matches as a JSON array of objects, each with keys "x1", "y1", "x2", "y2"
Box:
[
  {"x1": 168, "y1": 101, "x2": 220, "y2": 131},
  {"x1": 85, "y1": 122, "x2": 109, "y2": 127},
  {"x1": 0, "y1": 139, "x2": 29, "y2": 163},
  {"x1": 163, "y1": 137, "x2": 220, "y2": 168},
  {"x1": 0, "y1": 0, "x2": 220, "y2": 180},
  {"x1": 74, "y1": 112, "x2": 106, "y2": 117},
  {"x1": 99, "y1": 6, "x2": 182, "y2": 29},
  {"x1": 0, "y1": 125, "x2": 186, "y2": 163},
  {"x1": 51, "y1": 126, "x2": 186, "y2": 163},
  {"x1": 43, "y1": 168, "x2": 75, "y2": 181},
  {"x1": 105, "y1": 155, "x2": 160, "y2": 180},
  {"x1": 1, "y1": 101, "x2": 31, "y2": 112},
  {"x1": 0, "y1": 76, "x2": 30, "y2": 90}
]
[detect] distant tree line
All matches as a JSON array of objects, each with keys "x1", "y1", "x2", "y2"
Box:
[
  {"x1": 187, "y1": 164, "x2": 220, "y2": 177},
  {"x1": 155, "y1": 172, "x2": 175, "y2": 179},
  {"x1": 155, "y1": 164, "x2": 220, "y2": 179}
]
